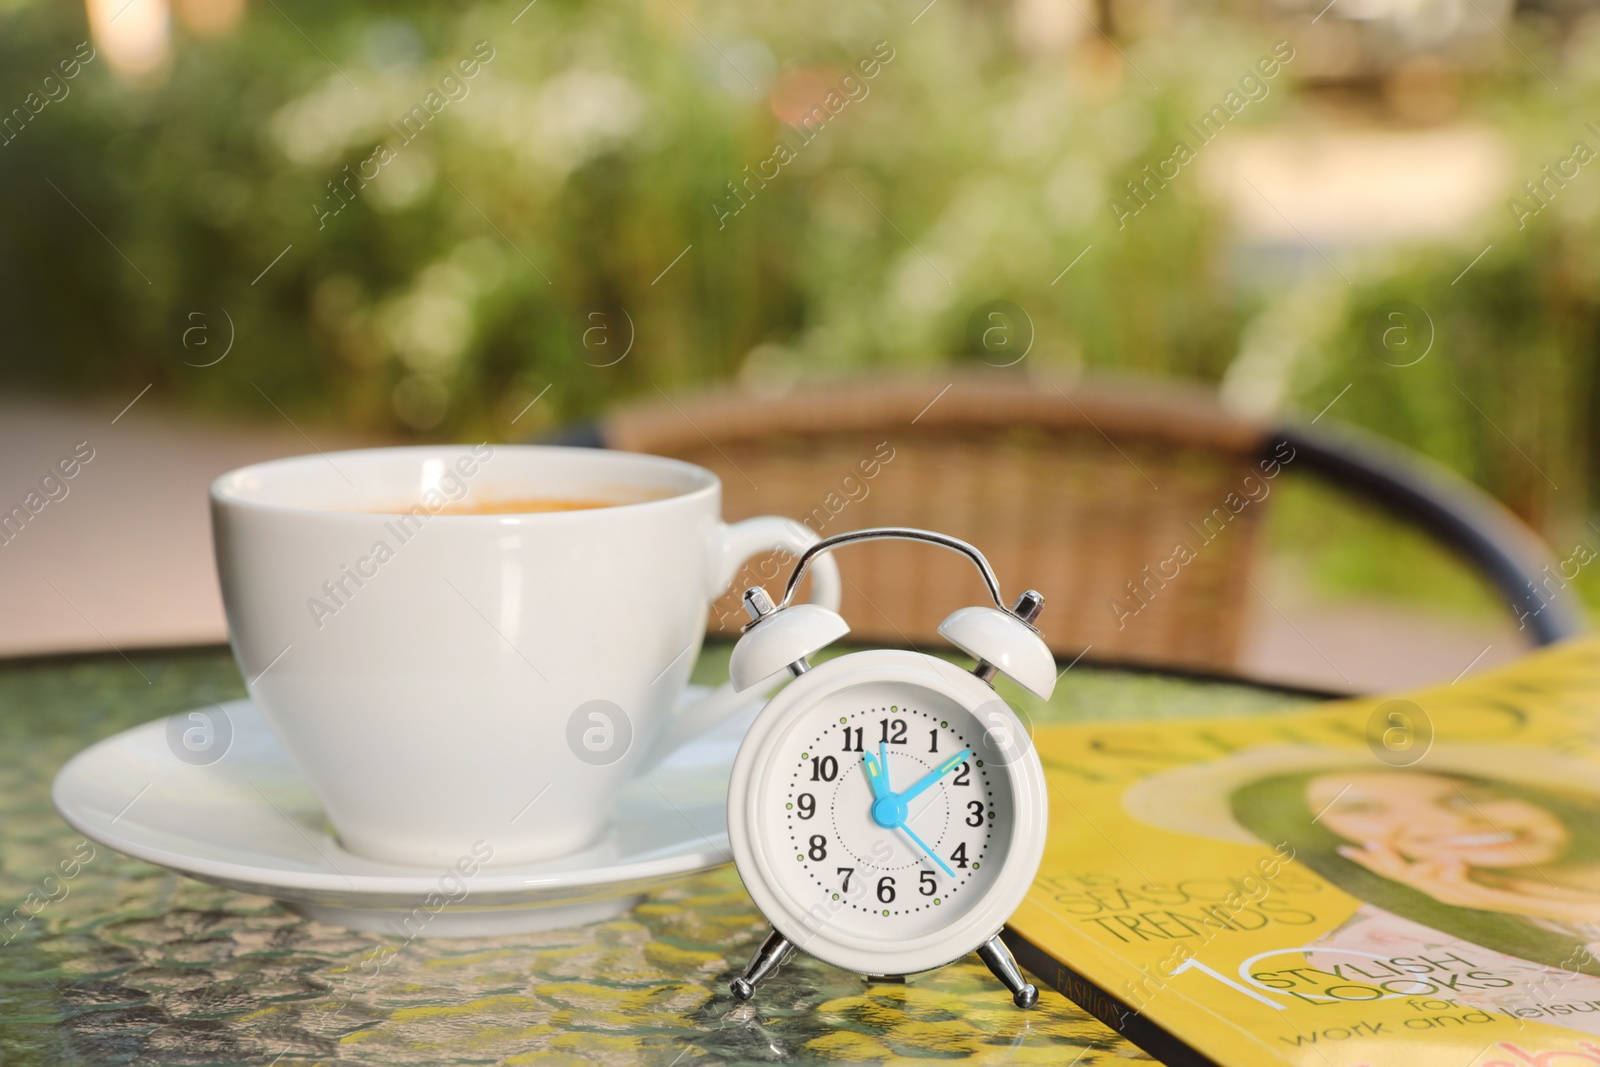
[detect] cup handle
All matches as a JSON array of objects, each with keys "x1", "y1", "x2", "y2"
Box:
[{"x1": 639, "y1": 517, "x2": 843, "y2": 770}]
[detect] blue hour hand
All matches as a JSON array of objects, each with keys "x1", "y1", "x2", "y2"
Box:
[{"x1": 863, "y1": 745, "x2": 891, "y2": 800}]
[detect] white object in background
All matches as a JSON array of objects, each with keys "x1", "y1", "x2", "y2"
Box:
[{"x1": 87, "y1": 0, "x2": 171, "y2": 79}]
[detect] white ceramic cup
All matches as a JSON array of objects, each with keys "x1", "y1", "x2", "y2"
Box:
[{"x1": 210, "y1": 445, "x2": 840, "y2": 867}]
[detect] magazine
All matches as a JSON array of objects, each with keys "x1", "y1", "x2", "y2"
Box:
[{"x1": 1006, "y1": 637, "x2": 1600, "y2": 1066}]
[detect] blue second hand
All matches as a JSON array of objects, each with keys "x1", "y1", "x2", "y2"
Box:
[
  {"x1": 900, "y1": 821, "x2": 955, "y2": 878},
  {"x1": 871, "y1": 737, "x2": 957, "y2": 879}
]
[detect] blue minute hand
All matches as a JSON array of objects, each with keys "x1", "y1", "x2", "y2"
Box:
[{"x1": 896, "y1": 749, "x2": 972, "y2": 806}]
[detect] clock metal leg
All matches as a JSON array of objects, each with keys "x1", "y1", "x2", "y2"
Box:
[
  {"x1": 978, "y1": 935, "x2": 1038, "y2": 1009},
  {"x1": 730, "y1": 929, "x2": 794, "y2": 1001}
]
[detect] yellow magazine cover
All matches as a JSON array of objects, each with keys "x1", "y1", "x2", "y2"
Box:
[{"x1": 1007, "y1": 636, "x2": 1600, "y2": 1067}]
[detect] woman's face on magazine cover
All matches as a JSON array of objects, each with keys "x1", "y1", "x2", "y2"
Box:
[{"x1": 1307, "y1": 771, "x2": 1569, "y2": 867}]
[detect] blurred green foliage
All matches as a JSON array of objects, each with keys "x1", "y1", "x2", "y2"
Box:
[
  {"x1": 1270, "y1": 228, "x2": 1596, "y2": 540},
  {"x1": 1267, "y1": 476, "x2": 1510, "y2": 620},
  {"x1": 1, "y1": 0, "x2": 1598, "y2": 562},
  {"x1": 0, "y1": 0, "x2": 1270, "y2": 438}
]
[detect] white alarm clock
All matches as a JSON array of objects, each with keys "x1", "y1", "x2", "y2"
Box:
[{"x1": 724, "y1": 527, "x2": 1054, "y2": 1008}]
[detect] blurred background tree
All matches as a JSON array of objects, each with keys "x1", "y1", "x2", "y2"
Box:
[
  {"x1": 0, "y1": 0, "x2": 1264, "y2": 431},
  {"x1": 1, "y1": 0, "x2": 1598, "y2": 573}
]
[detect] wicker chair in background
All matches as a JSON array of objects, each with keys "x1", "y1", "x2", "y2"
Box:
[{"x1": 559, "y1": 374, "x2": 1581, "y2": 677}]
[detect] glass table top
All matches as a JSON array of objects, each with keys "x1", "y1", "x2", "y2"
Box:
[{"x1": 0, "y1": 644, "x2": 1309, "y2": 1066}]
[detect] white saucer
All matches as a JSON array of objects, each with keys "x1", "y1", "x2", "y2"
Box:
[{"x1": 52, "y1": 688, "x2": 755, "y2": 937}]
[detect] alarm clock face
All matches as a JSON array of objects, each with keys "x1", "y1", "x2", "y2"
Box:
[
  {"x1": 768, "y1": 684, "x2": 1011, "y2": 938},
  {"x1": 729, "y1": 651, "x2": 1047, "y2": 976}
]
